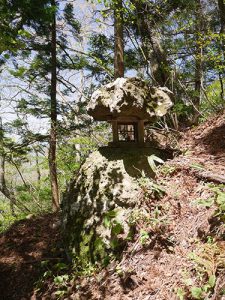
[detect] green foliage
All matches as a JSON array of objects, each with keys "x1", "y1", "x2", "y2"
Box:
[
  {"x1": 190, "y1": 286, "x2": 203, "y2": 299},
  {"x1": 190, "y1": 163, "x2": 205, "y2": 171},
  {"x1": 64, "y1": 3, "x2": 81, "y2": 36},
  {"x1": 0, "y1": 201, "x2": 26, "y2": 233},
  {"x1": 176, "y1": 287, "x2": 186, "y2": 300},
  {"x1": 36, "y1": 260, "x2": 71, "y2": 299},
  {"x1": 103, "y1": 210, "x2": 124, "y2": 251},
  {"x1": 178, "y1": 241, "x2": 225, "y2": 299},
  {"x1": 138, "y1": 174, "x2": 166, "y2": 199},
  {"x1": 139, "y1": 229, "x2": 149, "y2": 245},
  {"x1": 57, "y1": 136, "x2": 97, "y2": 188},
  {"x1": 200, "y1": 80, "x2": 225, "y2": 120},
  {"x1": 194, "y1": 184, "x2": 225, "y2": 219}
]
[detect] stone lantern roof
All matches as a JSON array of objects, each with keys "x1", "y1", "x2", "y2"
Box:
[
  {"x1": 87, "y1": 77, "x2": 173, "y2": 122},
  {"x1": 87, "y1": 77, "x2": 173, "y2": 147}
]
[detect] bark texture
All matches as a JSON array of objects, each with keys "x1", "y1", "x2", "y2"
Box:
[
  {"x1": 49, "y1": 0, "x2": 60, "y2": 212},
  {"x1": 192, "y1": 0, "x2": 204, "y2": 125},
  {"x1": 114, "y1": 0, "x2": 124, "y2": 79}
]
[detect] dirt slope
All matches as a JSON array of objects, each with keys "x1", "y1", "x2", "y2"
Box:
[
  {"x1": 0, "y1": 213, "x2": 62, "y2": 300},
  {"x1": 73, "y1": 113, "x2": 225, "y2": 300},
  {"x1": 67, "y1": 111, "x2": 225, "y2": 300},
  {"x1": 0, "y1": 112, "x2": 224, "y2": 300}
]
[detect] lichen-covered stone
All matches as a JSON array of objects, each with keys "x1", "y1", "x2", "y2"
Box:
[
  {"x1": 61, "y1": 147, "x2": 168, "y2": 265},
  {"x1": 87, "y1": 77, "x2": 173, "y2": 121}
]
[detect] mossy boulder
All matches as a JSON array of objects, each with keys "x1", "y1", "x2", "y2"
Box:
[{"x1": 61, "y1": 147, "x2": 169, "y2": 267}]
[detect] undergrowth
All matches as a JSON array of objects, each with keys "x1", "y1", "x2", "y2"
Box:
[{"x1": 176, "y1": 184, "x2": 225, "y2": 300}]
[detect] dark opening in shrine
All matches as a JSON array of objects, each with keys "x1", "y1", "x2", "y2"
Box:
[
  {"x1": 118, "y1": 124, "x2": 137, "y2": 142},
  {"x1": 110, "y1": 118, "x2": 145, "y2": 146}
]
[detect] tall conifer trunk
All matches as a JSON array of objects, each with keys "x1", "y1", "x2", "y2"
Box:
[
  {"x1": 192, "y1": 0, "x2": 204, "y2": 125},
  {"x1": 49, "y1": 0, "x2": 59, "y2": 211},
  {"x1": 218, "y1": 0, "x2": 225, "y2": 101},
  {"x1": 218, "y1": 0, "x2": 225, "y2": 37},
  {"x1": 114, "y1": 0, "x2": 124, "y2": 79}
]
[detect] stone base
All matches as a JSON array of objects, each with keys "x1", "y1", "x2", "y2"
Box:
[
  {"x1": 108, "y1": 141, "x2": 154, "y2": 148},
  {"x1": 99, "y1": 146, "x2": 172, "y2": 178},
  {"x1": 61, "y1": 146, "x2": 174, "y2": 264}
]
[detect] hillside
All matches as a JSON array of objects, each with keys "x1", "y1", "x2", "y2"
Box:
[{"x1": 0, "y1": 112, "x2": 225, "y2": 300}]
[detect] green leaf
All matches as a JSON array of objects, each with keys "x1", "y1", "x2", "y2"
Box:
[
  {"x1": 103, "y1": 216, "x2": 111, "y2": 228},
  {"x1": 147, "y1": 155, "x2": 164, "y2": 172},
  {"x1": 195, "y1": 197, "x2": 214, "y2": 208},
  {"x1": 3, "y1": 53, "x2": 10, "y2": 59},
  {"x1": 43, "y1": 270, "x2": 52, "y2": 278},
  {"x1": 54, "y1": 275, "x2": 69, "y2": 285},
  {"x1": 105, "y1": 210, "x2": 117, "y2": 218},
  {"x1": 208, "y1": 275, "x2": 216, "y2": 288},
  {"x1": 41, "y1": 260, "x2": 49, "y2": 267},
  {"x1": 176, "y1": 287, "x2": 186, "y2": 300},
  {"x1": 191, "y1": 287, "x2": 203, "y2": 299},
  {"x1": 110, "y1": 238, "x2": 119, "y2": 249},
  {"x1": 54, "y1": 290, "x2": 66, "y2": 297},
  {"x1": 112, "y1": 222, "x2": 123, "y2": 235},
  {"x1": 53, "y1": 262, "x2": 68, "y2": 271},
  {"x1": 140, "y1": 229, "x2": 149, "y2": 244},
  {"x1": 190, "y1": 163, "x2": 205, "y2": 171},
  {"x1": 216, "y1": 192, "x2": 225, "y2": 206}
]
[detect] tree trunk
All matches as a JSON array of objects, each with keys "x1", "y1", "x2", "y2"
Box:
[
  {"x1": 0, "y1": 154, "x2": 31, "y2": 214},
  {"x1": 218, "y1": 0, "x2": 225, "y2": 62},
  {"x1": 217, "y1": 0, "x2": 225, "y2": 102},
  {"x1": 34, "y1": 147, "x2": 41, "y2": 185},
  {"x1": 49, "y1": 0, "x2": 60, "y2": 212},
  {"x1": 114, "y1": 0, "x2": 124, "y2": 79},
  {"x1": 218, "y1": 0, "x2": 225, "y2": 36},
  {"x1": 131, "y1": 0, "x2": 171, "y2": 87},
  {"x1": 148, "y1": 27, "x2": 171, "y2": 87},
  {"x1": 192, "y1": 0, "x2": 204, "y2": 125}
]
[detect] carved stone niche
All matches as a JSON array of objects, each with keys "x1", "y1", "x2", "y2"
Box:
[
  {"x1": 87, "y1": 77, "x2": 173, "y2": 147},
  {"x1": 109, "y1": 117, "x2": 145, "y2": 147}
]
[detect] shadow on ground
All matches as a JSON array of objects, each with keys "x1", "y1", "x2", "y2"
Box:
[
  {"x1": 0, "y1": 213, "x2": 62, "y2": 300},
  {"x1": 199, "y1": 123, "x2": 225, "y2": 155}
]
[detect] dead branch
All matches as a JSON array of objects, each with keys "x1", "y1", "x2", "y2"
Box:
[{"x1": 195, "y1": 171, "x2": 225, "y2": 184}]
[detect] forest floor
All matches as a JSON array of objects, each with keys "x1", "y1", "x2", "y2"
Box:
[
  {"x1": 0, "y1": 213, "x2": 63, "y2": 300},
  {"x1": 0, "y1": 111, "x2": 225, "y2": 300}
]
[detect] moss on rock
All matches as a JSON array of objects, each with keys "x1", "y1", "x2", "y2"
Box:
[{"x1": 61, "y1": 147, "x2": 168, "y2": 268}]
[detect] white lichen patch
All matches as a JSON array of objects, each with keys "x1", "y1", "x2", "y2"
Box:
[{"x1": 88, "y1": 77, "x2": 173, "y2": 120}]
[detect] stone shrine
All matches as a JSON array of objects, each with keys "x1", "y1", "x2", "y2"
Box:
[{"x1": 87, "y1": 77, "x2": 173, "y2": 147}]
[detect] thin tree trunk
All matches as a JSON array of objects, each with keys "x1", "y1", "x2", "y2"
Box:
[
  {"x1": 218, "y1": 0, "x2": 225, "y2": 62},
  {"x1": 193, "y1": 48, "x2": 203, "y2": 124},
  {"x1": 0, "y1": 154, "x2": 14, "y2": 215},
  {"x1": 218, "y1": 0, "x2": 225, "y2": 37},
  {"x1": 49, "y1": 0, "x2": 60, "y2": 212},
  {"x1": 114, "y1": 0, "x2": 124, "y2": 79},
  {"x1": 0, "y1": 155, "x2": 30, "y2": 213},
  {"x1": 131, "y1": 0, "x2": 171, "y2": 87},
  {"x1": 34, "y1": 148, "x2": 41, "y2": 185},
  {"x1": 0, "y1": 118, "x2": 30, "y2": 214},
  {"x1": 218, "y1": 0, "x2": 225, "y2": 102},
  {"x1": 192, "y1": 0, "x2": 204, "y2": 125},
  {"x1": 148, "y1": 28, "x2": 171, "y2": 87}
]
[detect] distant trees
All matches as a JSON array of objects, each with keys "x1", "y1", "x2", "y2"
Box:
[
  {"x1": 0, "y1": 0, "x2": 79, "y2": 211},
  {"x1": 0, "y1": 0, "x2": 225, "y2": 216},
  {"x1": 122, "y1": 0, "x2": 225, "y2": 125}
]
